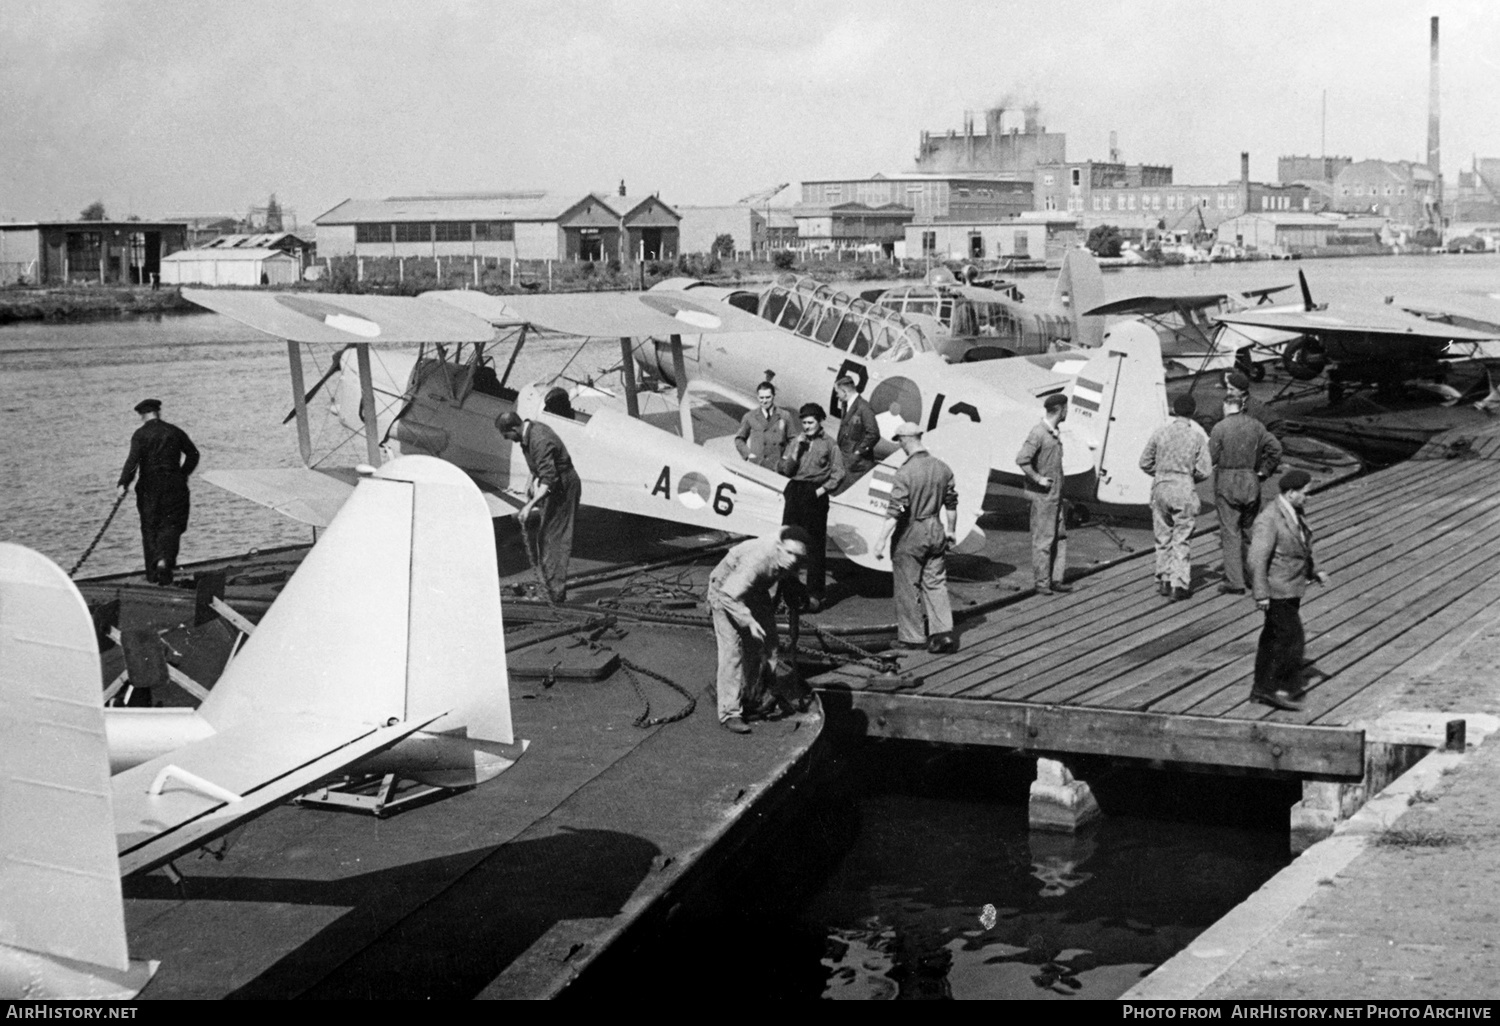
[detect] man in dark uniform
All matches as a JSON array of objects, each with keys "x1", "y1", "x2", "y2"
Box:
[
  {"x1": 778, "y1": 403, "x2": 844, "y2": 611},
  {"x1": 1209, "y1": 391, "x2": 1283, "y2": 595},
  {"x1": 117, "y1": 398, "x2": 199, "y2": 585},
  {"x1": 1225, "y1": 369, "x2": 1283, "y2": 433},
  {"x1": 496, "y1": 410, "x2": 582, "y2": 603},
  {"x1": 833, "y1": 373, "x2": 879, "y2": 492},
  {"x1": 1015, "y1": 393, "x2": 1071, "y2": 594},
  {"x1": 875, "y1": 422, "x2": 959, "y2": 653}
]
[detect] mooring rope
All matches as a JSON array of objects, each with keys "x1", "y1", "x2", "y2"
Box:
[
  {"x1": 69, "y1": 492, "x2": 128, "y2": 578},
  {"x1": 517, "y1": 511, "x2": 695, "y2": 727}
]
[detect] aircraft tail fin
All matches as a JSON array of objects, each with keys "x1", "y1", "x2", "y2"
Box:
[
  {"x1": 1066, "y1": 320, "x2": 1168, "y2": 506},
  {"x1": 1054, "y1": 249, "x2": 1107, "y2": 349},
  {"x1": 827, "y1": 420, "x2": 989, "y2": 569},
  {"x1": 0, "y1": 544, "x2": 156, "y2": 997},
  {"x1": 199, "y1": 456, "x2": 516, "y2": 767}
]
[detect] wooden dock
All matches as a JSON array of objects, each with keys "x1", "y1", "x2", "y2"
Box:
[{"x1": 814, "y1": 420, "x2": 1500, "y2": 782}]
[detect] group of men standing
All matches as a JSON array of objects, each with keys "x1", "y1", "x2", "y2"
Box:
[{"x1": 1135, "y1": 372, "x2": 1326, "y2": 711}]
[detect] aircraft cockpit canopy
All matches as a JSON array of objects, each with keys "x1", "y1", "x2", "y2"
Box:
[
  {"x1": 759, "y1": 274, "x2": 932, "y2": 362},
  {"x1": 876, "y1": 283, "x2": 1070, "y2": 354}
]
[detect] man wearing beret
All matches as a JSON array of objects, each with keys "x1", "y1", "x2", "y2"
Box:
[
  {"x1": 117, "y1": 399, "x2": 199, "y2": 585},
  {"x1": 1015, "y1": 392, "x2": 1072, "y2": 594},
  {"x1": 778, "y1": 402, "x2": 844, "y2": 610},
  {"x1": 1247, "y1": 470, "x2": 1330, "y2": 711},
  {"x1": 1139, "y1": 394, "x2": 1212, "y2": 600}
]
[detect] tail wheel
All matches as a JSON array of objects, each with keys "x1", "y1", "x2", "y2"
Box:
[{"x1": 1282, "y1": 337, "x2": 1327, "y2": 381}]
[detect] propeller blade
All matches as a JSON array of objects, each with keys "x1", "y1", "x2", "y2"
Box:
[
  {"x1": 281, "y1": 346, "x2": 350, "y2": 424},
  {"x1": 1298, "y1": 270, "x2": 1315, "y2": 312}
]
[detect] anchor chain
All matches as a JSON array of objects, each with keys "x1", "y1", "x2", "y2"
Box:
[{"x1": 69, "y1": 491, "x2": 128, "y2": 578}]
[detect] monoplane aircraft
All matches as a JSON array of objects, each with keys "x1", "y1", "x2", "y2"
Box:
[
  {"x1": 861, "y1": 249, "x2": 1107, "y2": 362},
  {"x1": 1215, "y1": 271, "x2": 1500, "y2": 398},
  {"x1": 1084, "y1": 285, "x2": 1301, "y2": 381},
  {"x1": 0, "y1": 457, "x2": 522, "y2": 998}
]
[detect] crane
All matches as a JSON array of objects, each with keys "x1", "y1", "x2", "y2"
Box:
[{"x1": 737, "y1": 183, "x2": 789, "y2": 206}]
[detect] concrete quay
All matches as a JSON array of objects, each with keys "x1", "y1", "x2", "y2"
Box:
[{"x1": 1125, "y1": 596, "x2": 1500, "y2": 1001}]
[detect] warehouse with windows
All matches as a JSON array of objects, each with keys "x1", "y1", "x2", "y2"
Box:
[{"x1": 314, "y1": 188, "x2": 679, "y2": 263}]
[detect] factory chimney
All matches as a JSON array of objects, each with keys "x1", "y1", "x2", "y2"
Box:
[
  {"x1": 1428, "y1": 15, "x2": 1442, "y2": 217},
  {"x1": 1109, "y1": 131, "x2": 1119, "y2": 163},
  {"x1": 1240, "y1": 151, "x2": 1251, "y2": 214}
]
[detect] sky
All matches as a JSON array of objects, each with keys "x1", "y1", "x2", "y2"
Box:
[{"x1": 2, "y1": 0, "x2": 1497, "y2": 223}]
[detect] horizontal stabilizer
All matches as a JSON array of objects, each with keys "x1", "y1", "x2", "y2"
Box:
[
  {"x1": 204, "y1": 467, "x2": 361, "y2": 527},
  {"x1": 114, "y1": 715, "x2": 436, "y2": 877},
  {"x1": 205, "y1": 466, "x2": 517, "y2": 526}
]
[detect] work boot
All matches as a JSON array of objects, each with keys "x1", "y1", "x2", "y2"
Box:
[
  {"x1": 721, "y1": 716, "x2": 752, "y2": 735},
  {"x1": 1250, "y1": 689, "x2": 1304, "y2": 712},
  {"x1": 1171, "y1": 587, "x2": 1191, "y2": 601},
  {"x1": 1049, "y1": 582, "x2": 1074, "y2": 594},
  {"x1": 155, "y1": 561, "x2": 172, "y2": 587},
  {"x1": 1157, "y1": 580, "x2": 1171, "y2": 597},
  {"x1": 927, "y1": 633, "x2": 958, "y2": 654},
  {"x1": 1218, "y1": 584, "x2": 1246, "y2": 596}
]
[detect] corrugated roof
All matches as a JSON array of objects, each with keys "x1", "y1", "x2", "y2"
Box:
[
  {"x1": 162, "y1": 248, "x2": 295, "y2": 262},
  {"x1": 202, "y1": 232, "x2": 309, "y2": 249},
  {"x1": 316, "y1": 193, "x2": 577, "y2": 224}
]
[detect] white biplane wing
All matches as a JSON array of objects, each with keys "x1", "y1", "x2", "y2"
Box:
[
  {"x1": 425, "y1": 287, "x2": 771, "y2": 336},
  {"x1": 180, "y1": 288, "x2": 495, "y2": 345}
]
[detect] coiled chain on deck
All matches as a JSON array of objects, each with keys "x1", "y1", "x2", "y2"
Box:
[
  {"x1": 69, "y1": 491, "x2": 128, "y2": 578},
  {"x1": 517, "y1": 511, "x2": 696, "y2": 728}
]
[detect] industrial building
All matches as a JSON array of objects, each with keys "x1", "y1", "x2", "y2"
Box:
[
  {"x1": 792, "y1": 202, "x2": 913, "y2": 254},
  {"x1": 200, "y1": 232, "x2": 314, "y2": 268},
  {"x1": 315, "y1": 188, "x2": 680, "y2": 264},
  {"x1": 1277, "y1": 155, "x2": 1353, "y2": 184},
  {"x1": 905, "y1": 214, "x2": 1083, "y2": 264},
  {"x1": 912, "y1": 105, "x2": 1066, "y2": 178},
  {"x1": 1214, "y1": 213, "x2": 1386, "y2": 257},
  {"x1": 799, "y1": 174, "x2": 1033, "y2": 224},
  {"x1": 158, "y1": 248, "x2": 301, "y2": 287},
  {"x1": 1331, "y1": 160, "x2": 1439, "y2": 225},
  {"x1": 0, "y1": 220, "x2": 187, "y2": 285}
]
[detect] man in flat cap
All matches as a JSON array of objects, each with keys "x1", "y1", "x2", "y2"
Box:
[
  {"x1": 1247, "y1": 469, "x2": 1330, "y2": 711},
  {"x1": 778, "y1": 402, "x2": 844, "y2": 610},
  {"x1": 833, "y1": 373, "x2": 879, "y2": 492},
  {"x1": 1224, "y1": 369, "x2": 1282, "y2": 433},
  {"x1": 1015, "y1": 392, "x2": 1072, "y2": 594},
  {"x1": 496, "y1": 410, "x2": 582, "y2": 603},
  {"x1": 1139, "y1": 393, "x2": 1212, "y2": 600},
  {"x1": 876, "y1": 422, "x2": 959, "y2": 653},
  {"x1": 117, "y1": 399, "x2": 199, "y2": 585}
]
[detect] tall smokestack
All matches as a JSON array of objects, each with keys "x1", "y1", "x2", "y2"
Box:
[
  {"x1": 1109, "y1": 131, "x2": 1119, "y2": 163},
  {"x1": 1429, "y1": 15, "x2": 1442, "y2": 209},
  {"x1": 1241, "y1": 151, "x2": 1250, "y2": 186}
]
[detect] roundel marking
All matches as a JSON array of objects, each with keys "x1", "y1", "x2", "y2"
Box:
[
  {"x1": 868, "y1": 376, "x2": 923, "y2": 426},
  {"x1": 677, "y1": 471, "x2": 711, "y2": 509}
]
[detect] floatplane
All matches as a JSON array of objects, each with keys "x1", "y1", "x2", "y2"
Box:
[{"x1": 183, "y1": 273, "x2": 1170, "y2": 557}]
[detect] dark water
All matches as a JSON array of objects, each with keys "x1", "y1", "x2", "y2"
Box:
[{"x1": 601, "y1": 741, "x2": 1298, "y2": 1001}]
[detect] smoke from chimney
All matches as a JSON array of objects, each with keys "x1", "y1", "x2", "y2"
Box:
[{"x1": 1428, "y1": 16, "x2": 1442, "y2": 207}]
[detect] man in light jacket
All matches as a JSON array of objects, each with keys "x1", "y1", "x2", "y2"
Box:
[{"x1": 1247, "y1": 469, "x2": 1330, "y2": 712}]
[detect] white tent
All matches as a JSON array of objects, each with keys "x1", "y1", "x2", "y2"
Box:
[{"x1": 159, "y1": 248, "x2": 300, "y2": 286}]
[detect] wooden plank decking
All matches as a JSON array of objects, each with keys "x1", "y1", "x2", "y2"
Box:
[{"x1": 815, "y1": 420, "x2": 1500, "y2": 780}]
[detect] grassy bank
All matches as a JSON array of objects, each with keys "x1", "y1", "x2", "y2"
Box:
[{"x1": 0, "y1": 286, "x2": 194, "y2": 324}]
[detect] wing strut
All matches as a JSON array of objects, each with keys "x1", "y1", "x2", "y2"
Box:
[
  {"x1": 619, "y1": 336, "x2": 641, "y2": 418},
  {"x1": 669, "y1": 333, "x2": 689, "y2": 400},
  {"x1": 286, "y1": 340, "x2": 313, "y2": 466},
  {"x1": 355, "y1": 343, "x2": 382, "y2": 466}
]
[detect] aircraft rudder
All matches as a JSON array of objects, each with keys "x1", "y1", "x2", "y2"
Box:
[
  {"x1": 0, "y1": 545, "x2": 132, "y2": 979},
  {"x1": 1056, "y1": 249, "x2": 1106, "y2": 349},
  {"x1": 1081, "y1": 321, "x2": 1168, "y2": 506}
]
